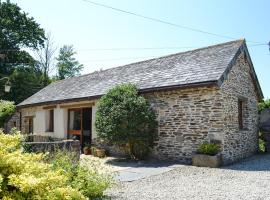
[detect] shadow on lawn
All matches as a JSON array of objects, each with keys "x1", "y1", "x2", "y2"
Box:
[{"x1": 222, "y1": 154, "x2": 270, "y2": 171}]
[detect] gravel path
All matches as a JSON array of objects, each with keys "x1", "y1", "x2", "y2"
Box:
[{"x1": 106, "y1": 154, "x2": 270, "y2": 200}]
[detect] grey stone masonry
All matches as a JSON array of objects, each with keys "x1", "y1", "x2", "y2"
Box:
[
  {"x1": 4, "y1": 112, "x2": 20, "y2": 133},
  {"x1": 220, "y1": 52, "x2": 259, "y2": 164},
  {"x1": 145, "y1": 87, "x2": 222, "y2": 164},
  {"x1": 144, "y1": 52, "x2": 259, "y2": 164},
  {"x1": 23, "y1": 140, "x2": 81, "y2": 160}
]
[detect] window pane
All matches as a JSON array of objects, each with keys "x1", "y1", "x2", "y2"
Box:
[{"x1": 69, "y1": 110, "x2": 81, "y2": 130}]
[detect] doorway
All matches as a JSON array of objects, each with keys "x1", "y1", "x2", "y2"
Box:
[{"x1": 68, "y1": 107, "x2": 92, "y2": 148}]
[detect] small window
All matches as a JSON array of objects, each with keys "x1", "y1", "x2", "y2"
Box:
[
  {"x1": 238, "y1": 100, "x2": 243, "y2": 129},
  {"x1": 46, "y1": 109, "x2": 54, "y2": 132},
  {"x1": 29, "y1": 117, "x2": 33, "y2": 134}
]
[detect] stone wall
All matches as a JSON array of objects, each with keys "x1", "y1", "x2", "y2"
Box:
[
  {"x1": 144, "y1": 52, "x2": 259, "y2": 164},
  {"x1": 24, "y1": 135, "x2": 62, "y2": 142},
  {"x1": 144, "y1": 86, "x2": 223, "y2": 163},
  {"x1": 4, "y1": 112, "x2": 20, "y2": 133},
  {"x1": 220, "y1": 52, "x2": 259, "y2": 164},
  {"x1": 23, "y1": 140, "x2": 81, "y2": 160}
]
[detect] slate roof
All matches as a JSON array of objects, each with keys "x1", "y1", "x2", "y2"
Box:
[{"x1": 17, "y1": 39, "x2": 263, "y2": 108}]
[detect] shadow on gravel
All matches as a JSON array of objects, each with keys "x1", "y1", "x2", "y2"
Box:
[
  {"x1": 105, "y1": 158, "x2": 180, "y2": 168},
  {"x1": 222, "y1": 154, "x2": 270, "y2": 171}
]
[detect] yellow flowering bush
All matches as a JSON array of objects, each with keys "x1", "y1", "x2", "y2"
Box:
[{"x1": 0, "y1": 131, "x2": 113, "y2": 199}]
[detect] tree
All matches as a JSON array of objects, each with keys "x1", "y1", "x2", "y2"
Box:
[
  {"x1": 56, "y1": 45, "x2": 83, "y2": 80},
  {"x1": 5, "y1": 66, "x2": 44, "y2": 104},
  {"x1": 95, "y1": 84, "x2": 157, "y2": 159},
  {"x1": 259, "y1": 99, "x2": 270, "y2": 113},
  {"x1": 0, "y1": 0, "x2": 45, "y2": 103},
  {"x1": 0, "y1": 100, "x2": 15, "y2": 127},
  {"x1": 0, "y1": 0, "x2": 45, "y2": 72},
  {"x1": 35, "y1": 32, "x2": 57, "y2": 86}
]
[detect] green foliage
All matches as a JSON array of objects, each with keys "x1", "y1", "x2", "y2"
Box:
[
  {"x1": 0, "y1": 1, "x2": 45, "y2": 49},
  {"x1": 0, "y1": 131, "x2": 85, "y2": 199},
  {"x1": 3, "y1": 66, "x2": 45, "y2": 104},
  {"x1": 56, "y1": 45, "x2": 83, "y2": 80},
  {"x1": 0, "y1": 100, "x2": 15, "y2": 127},
  {"x1": 48, "y1": 150, "x2": 113, "y2": 199},
  {"x1": 198, "y1": 142, "x2": 220, "y2": 156},
  {"x1": 0, "y1": 130, "x2": 113, "y2": 199},
  {"x1": 95, "y1": 83, "x2": 157, "y2": 159},
  {"x1": 129, "y1": 140, "x2": 150, "y2": 160},
  {"x1": 258, "y1": 99, "x2": 270, "y2": 113},
  {"x1": 72, "y1": 166, "x2": 112, "y2": 198},
  {"x1": 83, "y1": 143, "x2": 91, "y2": 151},
  {"x1": 259, "y1": 138, "x2": 265, "y2": 153},
  {"x1": 0, "y1": 0, "x2": 46, "y2": 103}
]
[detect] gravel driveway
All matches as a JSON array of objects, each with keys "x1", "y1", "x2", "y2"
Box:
[{"x1": 106, "y1": 154, "x2": 270, "y2": 200}]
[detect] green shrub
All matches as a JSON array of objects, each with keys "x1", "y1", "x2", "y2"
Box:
[
  {"x1": 72, "y1": 167, "x2": 112, "y2": 199},
  {"x1": 95, "y1": 83, "x2": 157, "y2": 160},
  {"x1": 0, "y1": 100, "x2": 16, "y2": 128},
  {"x1": 198, "y1": 142, "x2": 220, "y2": 156},
  {"x1": 129, "y1": 140, "x2": 150, "y2": 160},
  {"x1": 259, "y1": 138, "x2": 265, "y2": 153},
  {"x1": 258, "y1": 99, "x2": 270, "y2": 113},
  {"x1": 0, "y1": 130, "x2": 85, "y2": 199},
  {"x1": 47, "y1": 150, "x2": 114, "y2": 199},
  {"x1": 0, "y1": 130, "x2": 113, "y2": 199}
]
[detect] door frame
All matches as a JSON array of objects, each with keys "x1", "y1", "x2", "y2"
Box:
[{"x1": 67, "y1": 107, "x2": 92, "y2": 146}]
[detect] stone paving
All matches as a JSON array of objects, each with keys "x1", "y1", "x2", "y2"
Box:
[{"x1": 81, "y1": 155, "x2": 183, "y2": 182}]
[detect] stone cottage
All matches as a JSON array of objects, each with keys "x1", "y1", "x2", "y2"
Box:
[{"x1": 16, "y1": 39, "x2": 263, "y2": 164}]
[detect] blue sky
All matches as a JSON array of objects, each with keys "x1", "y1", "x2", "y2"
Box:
[{"x1": 13, "y1": 0, "x2": 270, "y2": 98}]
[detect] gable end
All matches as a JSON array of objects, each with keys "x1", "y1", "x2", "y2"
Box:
[{"x1": 217, "y1": 40, "x2": 263, "y2": 101}]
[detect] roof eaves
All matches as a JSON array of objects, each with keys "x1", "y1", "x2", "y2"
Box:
[{"x1": 17, "y1": 80, "x2": 219, "y2": 109}]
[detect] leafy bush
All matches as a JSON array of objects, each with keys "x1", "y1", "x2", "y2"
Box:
[
  {"x1": 258, "y1": 99, "x2": 270, "y2": 113},
  {"x1": 95, "y1": 83, "x2": 157, "y2": 160},
  {"x1": 129, "y1": 140, "x2": 150, "y2": 160},
  {"x1": 72, "y1": 167, "x2": 112, "y2": 198},
  {"x1": 0, "y1": 100, "x2": 16, "y2": 128},
  {"x1": 0, "y1": 131, "x2": 84, "y2": 199},
  {"x1": 198, "y1": 142, "x2": 220, "y2": 156},
  {"x1": 0, "y1": 130, "x2": 113, "y2": 199},
  {"x1": 47, "y1": 150, "x2": 114, "y2": 199},
  {"x1": 259, "y1": 138, "x2": 265, "y2": 153}
]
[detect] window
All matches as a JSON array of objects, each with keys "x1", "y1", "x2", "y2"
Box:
[
  {"x1": 238, "y1": 99, "x2": 243, "y2": 130},
  {"x1": 69, "y1": 110, "x2": 81, "y2": 131},
  {"x1": 46, "y1": 109, "x2": 54, "y2": 132},
  {"x1": 28, "y1": 117, "x2": 33, "y2": 134}
]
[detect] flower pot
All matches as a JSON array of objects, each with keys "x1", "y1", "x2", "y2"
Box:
[
  {"x1": 83, "y1": 148, "x2": 91, "y2": 155},
  {"x1": 192, "y1": 154, "x2": 222, "y2": 168},
  {"x1": 95, "y1": 149, "x2": 106, "y2": 158}
]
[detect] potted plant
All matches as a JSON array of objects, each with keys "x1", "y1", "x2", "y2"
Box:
[
  {"x1": 83, "y1": 143, "x2": 91, "y2": 155},
  {"x1": 192, "y1": 142, "x2": 222, "y2": 168},
  {"x1": 95, "y1": 148, "x2": 106, "y2": 158},
  {"x1": 91, "y1": 146, "x2": 97, "y2": 157}
]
